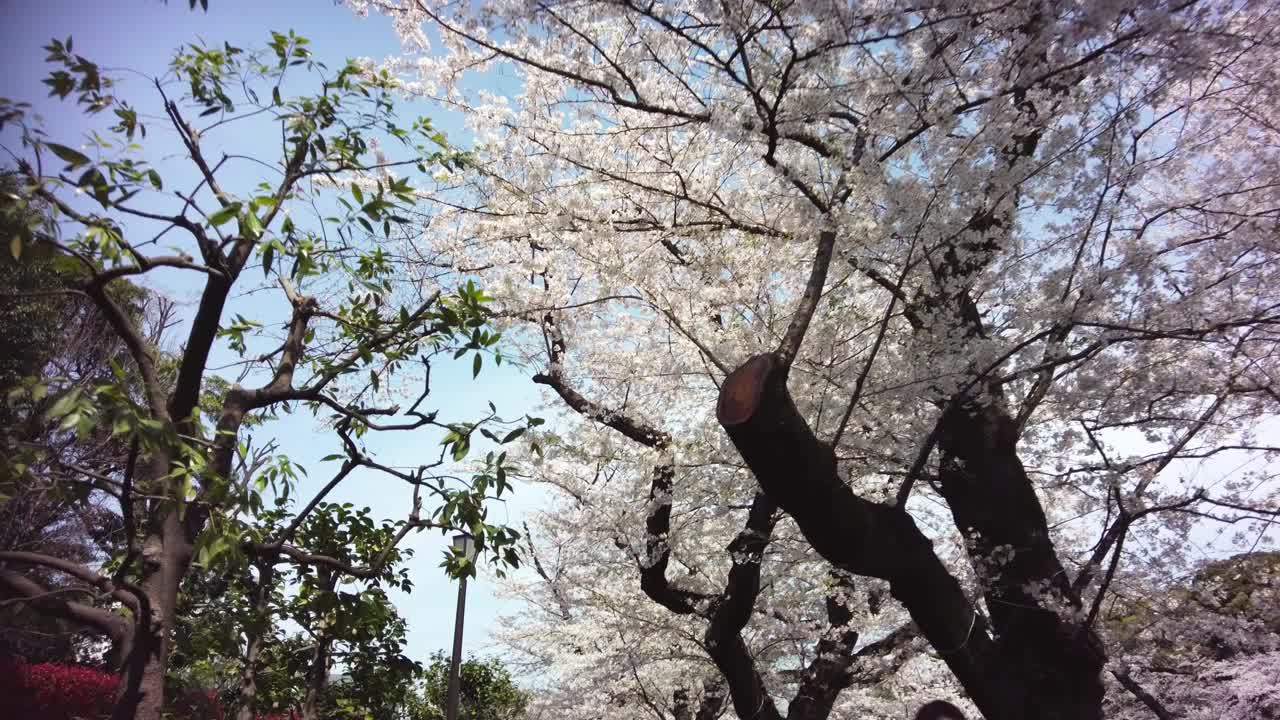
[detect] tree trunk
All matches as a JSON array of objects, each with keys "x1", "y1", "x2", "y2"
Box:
[
  {"x1": 301, "y1": 630, "x2": 331, "y2": 720},
  {"x1": 112, "y1": 607, "x2": 162, "y2": 720},
  {"x1": 235, "y1": 563, "x2": 277, "y2": 720},
  {"x1": 112, "y1": 469, "x2": 196, "y2": 720},
  {"x1": 111, "y1": 545, "x2": 175, "y2": 720},
  {"x1": 301, "y1": 570, "x2": 336, "y2": 720},
  {"x1": 716, "y1": 353, "x2": 1105, "y2": 720},
  {"x1": 934, "y1": 402, "x2": 1106, "y2": 718}
]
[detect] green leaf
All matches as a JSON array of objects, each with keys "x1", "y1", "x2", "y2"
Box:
[
  {"x1": 262, "y1": 242, "x2": 274, "y2": 278},
  {"x1": 452, "y1": 436, "x2": 470, "y2": 461},
  {"x1": 208, "y1": 202, "x2": 242, "y2": 227},
  {"x1": 46, "y1": 142, "x2": 90, "y2": 168},
  {"x1": 472, "y1": 353, "x2": 482, "y2": 379},
  {"x1": 501, "y1": 428, "x2": 525, "y2": 444},
  {"x1": 241, "y1": 210, "x2": 264, "y2": 239},
  {"x1": 47, "y1": 388, "x2": 81, "y2": 418}
]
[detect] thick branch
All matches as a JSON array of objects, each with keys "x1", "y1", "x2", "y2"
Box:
[
  {"x1": 693, "y1": 678, "x2": 727, "y2": 720},
  {"x1": 167, "y1": 271, "x2": 234, "y2": 426},
  {"x1": 0, "y1": 551, "x2": 140, "y2": 612},
  {"x1": 260, "y1": 281, "x2": 319, "y2": 399},
  {"x1": 0, "y1": 569, "x2": 128, "y2": 641},
  {"x1": 701, "y1": 492, "x2": 782, "y2": 720},
  {"x1": 535, "y1": 372, "x2": 671, "y2": 448},
  {"x1": 534, "y1": 313, "x2": 671, "y2": 448},
  {"x1": 1111, "y1": 668, "x2": 1176, "y2": 720},
  {"x1": 635, "y1": 468, "x2": 782, "y2": 720},
  {"x1": 716, "y1": 353, "x2": 1007, "y2": 717},
  {"x1": 638, "y1": 465, "x2": 710, "y2": 615},
  {"x1": 787, "y1": 577, "x2": 861, "y2": 720}
]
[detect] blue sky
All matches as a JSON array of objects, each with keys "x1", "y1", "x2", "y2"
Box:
[{"x1": 1, "y1": 0, "x2": 549, "y2": 666}]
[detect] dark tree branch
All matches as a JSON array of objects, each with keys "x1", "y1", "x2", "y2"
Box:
[
  {"x1": 0, "y1": 551, "x2": 141, "y2": 612},
  {"x1": 787, "y1": 576, "x2": 861, "y2": 720},
  {"x1": 1111, "y1": 667, "x2": 1176, "y2": 720},
  {"x1": 639, "y1": 465, "x2": 712, "y2": 616},
  {"x1": 693, "y1": 678, "x2": 727, "y2": 720},
  {"x1": 534, "y1": 313, "x2": 671, "y2": 448},
  {"x1": 0, "y1": 568, "x2": 128, "y2": 641},
  {"x1": 716, "y1": 353, "x2": 1009, "y2": 718},
  {"x1": 777, "y1": 230, "x2": 836, "y2": 372},
  {"x1": 701, "y1": 492, "x2": 782, "y2": 720},
  {"x1": 242, "y1": 523, "x2": 426, "y2": 580}
]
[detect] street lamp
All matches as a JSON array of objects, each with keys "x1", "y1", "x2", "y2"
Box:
[{"x1": 446, "y1": 533, "x2": 477, "y2": 720}]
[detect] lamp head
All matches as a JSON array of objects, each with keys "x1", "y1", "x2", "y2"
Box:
[{"x1": 452, "y1": 533, "x2": 477, "y2": 562}]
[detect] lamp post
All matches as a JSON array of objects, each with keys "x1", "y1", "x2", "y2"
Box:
[{"x1": 445, "y1": 533, "x2": 477, "y2": 720}]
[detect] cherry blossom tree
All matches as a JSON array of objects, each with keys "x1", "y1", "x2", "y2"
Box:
[
  {"x1": 1101, "y1": 551, "x2": 1280, "y2": 720},
  {"x1": 355, "y1": 0, "x2": 1280, "y2": 717}
]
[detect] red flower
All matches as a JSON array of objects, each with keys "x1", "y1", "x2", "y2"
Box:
[
  {"x1": 0, "y1": 659, "x2": 296, "y2": 720},
  {"x1": 1, "y1": 659, "x2": 118, "y2": 720}
]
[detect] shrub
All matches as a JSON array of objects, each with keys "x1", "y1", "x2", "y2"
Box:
[
  {"x1": 0, "y1": 659, "x2": 294, "y2": 720},
  {"x1": 0, "y1": 659, "x2": 118, "y2": 720}
]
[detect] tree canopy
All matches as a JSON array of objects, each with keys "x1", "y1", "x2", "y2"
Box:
[
  {"x1": 4, "y1": 1, "x2": 1280, "y2": 718},
  {"x1": 347, "y1": 1, "x2": 1280, "y2": 718},
  {"x1": 411, "y1": 651, "x2": 530, "y2": 720}
]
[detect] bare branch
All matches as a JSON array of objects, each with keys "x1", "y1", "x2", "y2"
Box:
[{"x1": 0, "y1": 569, "x2": 128, "y2": 640}]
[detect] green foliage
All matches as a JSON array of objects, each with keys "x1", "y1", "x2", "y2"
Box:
[
  {"x1": 0, "y1": 172, "x2": 153, "y2": 497},
  {"x1": 0, "y1": 30, "x2": 538, "y2": 720},
  {"x1": 171, "y1": 500, "x2": 427, "y2": 720},
  {"x1": 0, "y1": 174, "x2": 59, "y2": 386},
  {"x1": 411, "y1": 652, "x2": 529, "y2": 720},
  {"x1": 1, "y1": 29, "x2": 533, "y2": 577},
  {"x1": 0, "y1": 173, "x2": 150, "y2": 661}
]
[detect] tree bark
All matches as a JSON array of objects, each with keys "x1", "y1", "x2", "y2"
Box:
[
  {"x1": 786, "y1": 589, "x2": 859, "y2": 720},
  {"x1": 935, "y1": 401, "x2": 1106, "y2": 718},
  {"x1": 300, "y1": 570, "x2": 337, "y2": 720},
  {"x1": 114, "y1": 501, "x2": 196, "y2": 720},
  {"x1": 717, "y1": 352, "x2": 1104, "y2": 720},
  {"x1": 693, "y1": 678, "x2": 726, "y2": 720},
  {"x1": 0, "y1": 568, "x2": 130, "y2": 642},
  {"x1": 301, "y1": 632, "x2": 331, "y2": 720},
  {"x1": 672, "y1": 688, "x2": 691, "y2": 720},
  {"x1": 235, "y1": 562, "x2": 277, "y2": 720}
]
